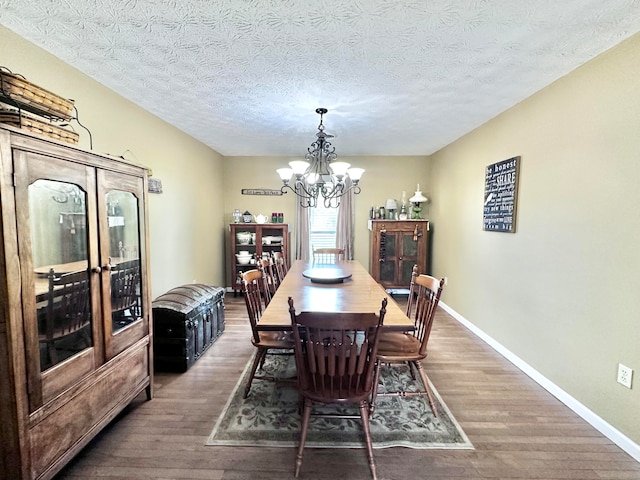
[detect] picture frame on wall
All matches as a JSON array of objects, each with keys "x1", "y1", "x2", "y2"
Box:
[{"x1": 483, "y1": 156, "x2": 520, "y2": 233}]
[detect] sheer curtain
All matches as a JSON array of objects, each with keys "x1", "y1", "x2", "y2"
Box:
[
  {"x1": 336, "y1": 178, "x2": 355, "y2": 260},
  {"x1": 294, "y1": 185, "x2": 310, "y2": 261}
]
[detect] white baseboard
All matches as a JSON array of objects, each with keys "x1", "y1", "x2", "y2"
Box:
[{"x1": 439, "y1": 301, "x2": 640, "y2": 463}]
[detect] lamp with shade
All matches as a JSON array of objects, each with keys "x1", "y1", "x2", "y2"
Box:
[
  {"x1": 385, "y1": 198, "x2": 398, "y2": 219},
  {"x1": 409, "y1": 185, "x2": 428, "y2": 219}
]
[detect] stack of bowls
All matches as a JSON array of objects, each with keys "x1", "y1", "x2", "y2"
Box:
[{"x1": 236, "y1": 251, "x2": 252, "y2": 265}]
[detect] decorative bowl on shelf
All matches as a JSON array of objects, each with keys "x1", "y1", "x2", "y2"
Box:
[
  {"x1": 236, "y1": 253, "x2": 252, "y2": 265},
  {"x1": 236, "y1": 232, "x2": 252, "y2": 245}
]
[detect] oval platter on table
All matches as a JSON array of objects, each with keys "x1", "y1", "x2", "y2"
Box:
[{"x1": 302, "y1": 266, "x2": 353, "y2": 284}]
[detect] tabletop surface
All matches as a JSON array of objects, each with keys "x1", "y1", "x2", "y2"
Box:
[{"x1": 258, "y1": 260, "x2": 413, "y2": 331}]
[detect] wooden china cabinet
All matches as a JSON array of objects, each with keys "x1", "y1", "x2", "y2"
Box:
[
  {"x1": 0, "y1": 125, "x2": 153, "y2": 480},
  {"x1": 369, "y1": 219, "x2": 429, "y2": 289},
  {"x1": 228, "y1": 223, "x2": 289, "y2": 293}
]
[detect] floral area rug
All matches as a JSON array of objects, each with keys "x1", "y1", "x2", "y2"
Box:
[{"x1": 206, "y1": 353, "x2": 473, "y2": 449}]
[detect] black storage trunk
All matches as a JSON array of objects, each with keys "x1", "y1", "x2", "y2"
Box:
[{"x1": 152, "y1": 284, "x2": 225, "y2": 372}]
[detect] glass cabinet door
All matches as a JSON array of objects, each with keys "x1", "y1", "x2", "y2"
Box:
[
  {"x1": 31, "y1": 179, "x2": 93, "y2": 371},
  {"x1": 106, "y1": 189, "x2": 142, "y2": 333},
  {"x1": 379, "y1": 234, "x2": 397, "y2": 283},
  {"x1": 98, "y1": 169, "x2": 147, "y2": 359},
  {"x1": 14, "y1": 150, "x2": 102, "y2": 410},
  {"x1": 399, "y1": 233, "x2": 419, "y2": 285}
]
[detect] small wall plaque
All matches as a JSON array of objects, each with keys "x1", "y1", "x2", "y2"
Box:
[
  {"x1": 241, "y1": 188, "x2": 283, "y2": 196},
  {"x1": 148, "y1": 177, "x2": 163, "y2": 194}
]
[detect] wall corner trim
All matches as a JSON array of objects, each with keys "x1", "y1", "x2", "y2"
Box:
[{"x1": 439, "y1": 301, "x2": 640, "y2": 463}]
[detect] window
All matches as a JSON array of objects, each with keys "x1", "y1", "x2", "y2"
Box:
[{"x1": 308, "y1": 203, "x2": 337, "y2": 252}]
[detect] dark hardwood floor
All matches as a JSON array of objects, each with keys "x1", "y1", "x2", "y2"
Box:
[{"x1": 55, "y1": 293, "x2": 640, "y2": 480}]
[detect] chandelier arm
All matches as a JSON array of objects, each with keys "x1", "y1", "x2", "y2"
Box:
[
  {"x1": 340, "y1": 182, "x2": 361, "y2": 196},
  {"x1": 323, "y1": 192, "x2": 342, "y2": 208},
  {"x1": 279, "y1": 184, "x2": 293, "y2": 195},
  {"x1": 321, "y1": 182, "x2": 342, "y2": 199},
  {"x1": 302, "y1": 196, "x2": 316, "y2": 208},
  {"x1": 295, "y1": 180, "x2": 317, "y2": 198}
]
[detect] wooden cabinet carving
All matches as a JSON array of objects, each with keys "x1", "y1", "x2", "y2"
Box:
[
  {"x1": 0, "y1": 125, "x2": 152, "y2": 480},
  {"x1": 369, "y1": 220, "x2": 429, "y2": 289},
  {"x1": 229, "y1": 223, "x2": 289, "y2": 293}
]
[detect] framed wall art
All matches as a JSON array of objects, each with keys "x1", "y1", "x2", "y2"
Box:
[{"x1": 483, "y1": 156, "x2": 520, "y2": 233}]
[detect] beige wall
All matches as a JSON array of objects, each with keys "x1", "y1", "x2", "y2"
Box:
[
  {"x1": 429, "y1": 33, "x2": 640, "y2": 444},
  {"x1": 222, "y1": 155, "x2": 430, "y2": 283},
  {"x1": 1, "y1": 26, "x2": 226, "y2": 297}
]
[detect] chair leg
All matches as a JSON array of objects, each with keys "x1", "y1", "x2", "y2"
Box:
[
  {"x1": 369, "y1": 360, "x2": 383, "y2": 416},
  {"x1": 295, "y1": 398, "x2": 312, "y2": 477},
  {"x1": 359, "y1": 401, "x2": 378, "y2": 480},
  {"x1": 413, "y1": 360, "x2": 438, "y2": 417},
  {"x1": 244, "y1": 348, "x2": 266, "y2": 399},
  {"x1": 407, "y1": 360, "x2": 417, "y2": 380},
  {"x1": 259, "y1": 347, "x2": 269, "y2": 369}
]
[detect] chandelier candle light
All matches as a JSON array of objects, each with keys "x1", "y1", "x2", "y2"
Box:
[{"x1": 277, "y1": 108, "x2": 364, "y2": 208}]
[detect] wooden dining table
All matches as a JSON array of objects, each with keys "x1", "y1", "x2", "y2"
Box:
[{"x1": 257, "y1": 260, "x2": 413, "y2": 331}]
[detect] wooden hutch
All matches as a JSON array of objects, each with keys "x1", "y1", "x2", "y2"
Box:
[
  {"x1": 369, "y1": 219, "x2": 430, "y2": 289},
  {"x1": 228, "y1": 223, "x2": 289, "y2": 293},
  {"x1": 0, "y1": 124, "x2": 153, "y2": 480}
]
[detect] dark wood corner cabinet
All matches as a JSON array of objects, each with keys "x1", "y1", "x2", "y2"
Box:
[
  {"x1": 0, "y1": 125, "x2": 153, "y2": 480},
  {"x1": 369, "y1": 219, "x2": 430, "y2": 289},
  {"x1": 229, "y1": 223, "x2": 289, "y2": 292}
]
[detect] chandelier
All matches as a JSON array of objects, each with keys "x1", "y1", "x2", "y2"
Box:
[{"x1": 276, "y1": 108, "x2": 364, "y2": 208}]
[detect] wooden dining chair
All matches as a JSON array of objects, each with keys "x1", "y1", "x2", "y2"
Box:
[
  {"x1": 110, "y1": 259, "x2": 141, "y2": 328},
  {"x1": 370, "y1": 265, "x2": 445, "y2": 417},
  {"x1": 312, "y1": 246, "x2": 345, "y2": 264},
  {"x1": 288, "y1": 296, "x2": 387, "y2": 480},
  {"x1": 257, "y1": 256, "x2": 278, "y2": 298},
  {"x1": 39, "y1": 268, "x2": 92, "y2": 367},
  {"x1": 271, "y1": 250, "x2": 288, "y2": 283},
  {"x1": 241, "y1": 269, "x2": 294, "y2": 398}
]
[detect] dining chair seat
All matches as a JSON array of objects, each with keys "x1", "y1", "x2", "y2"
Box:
[
  {"x1": 377, "y1": 332, "x2": 422, "y2": 357},
  {"x1": 253, "y1": 330, "x2": 294, "y2": 349}
]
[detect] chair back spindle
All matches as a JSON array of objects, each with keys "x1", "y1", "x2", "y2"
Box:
[
  {"x1": 312, "y1": 246, "x2": 345, "y2": 264},
  {"x1": 405, "y1": 266, "x2": 444, "y2": 356}
]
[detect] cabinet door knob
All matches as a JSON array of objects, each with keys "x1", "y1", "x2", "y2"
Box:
[
  {"x1": 91, "y1": 266, "x2": 102, "y2": 273},
  {"x1": 103, "y1": 256, "x2": 115, "y2": 271}
]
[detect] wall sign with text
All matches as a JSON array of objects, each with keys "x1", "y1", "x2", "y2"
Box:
[
  {"x1": 483, "y1": 156, "x2": 520, "y2": 233},
  {"x1": 241, "y1": 188, "x2": 283, "y2": 196}
]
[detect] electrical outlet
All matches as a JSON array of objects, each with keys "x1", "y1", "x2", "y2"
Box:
[{"x1": 617, "y1": 363, "x2": 633, "y2": 389}]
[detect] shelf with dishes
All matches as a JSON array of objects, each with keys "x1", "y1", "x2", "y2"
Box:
[{"x1": 229, "y1": 223, "x2": 289, "y2": 293}]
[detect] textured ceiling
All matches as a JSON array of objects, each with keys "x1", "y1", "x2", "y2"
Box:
[{"x1": 1, "y1": 0, "x2": 640, "y2": 156}]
